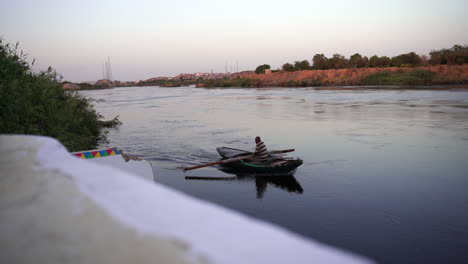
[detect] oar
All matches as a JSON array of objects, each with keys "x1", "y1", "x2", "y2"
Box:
[
  {"x1": 183, "y1": 149, "x2": 294, "y2": 171},
  {"x1": 183, "y1": 154, "x2": 253, "y2": 171},
  {"x1": 185, "y1": 176, "x2": 237, "y2": 181}
]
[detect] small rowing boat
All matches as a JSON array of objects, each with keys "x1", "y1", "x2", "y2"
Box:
[{"x1": 216, "y1": 147, "x2": 303, "y2": 175}]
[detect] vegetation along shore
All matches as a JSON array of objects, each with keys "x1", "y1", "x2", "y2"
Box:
[{"x1": 0, "y1": 40, "x2": 120, "y2": 151}]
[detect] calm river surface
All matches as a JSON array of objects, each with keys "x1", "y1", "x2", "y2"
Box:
[{"x1": 80, "y1": 86, "x2": 468, "y2": 264}]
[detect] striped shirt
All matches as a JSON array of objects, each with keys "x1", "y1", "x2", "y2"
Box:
[{"x1": 255, "y1": 141, "x2": 269, "y2": 162}]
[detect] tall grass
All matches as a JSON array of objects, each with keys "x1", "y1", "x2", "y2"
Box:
[{"x1": 0, "y1": 39, "x2": 118, "y2": 151}]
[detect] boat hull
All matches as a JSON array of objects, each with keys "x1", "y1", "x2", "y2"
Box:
[{"x1": 216, "y1": 147, "x2": 303, "y2": 175}]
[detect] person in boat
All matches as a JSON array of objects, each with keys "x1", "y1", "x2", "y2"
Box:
[{"x1": 254, "y1": 136, "x2": 269, "y2": 163}]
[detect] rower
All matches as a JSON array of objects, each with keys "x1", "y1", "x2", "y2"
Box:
[{"x1": 254, "y1": 136, "x2": 269, "y2": 163}]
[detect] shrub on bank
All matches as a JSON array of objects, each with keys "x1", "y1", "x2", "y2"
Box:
[
  {"x1": 361, "y1": 70, "x2": 435, "y2": 85},
  {"x1": 0, "y1": 39, "x2": 119, "y2": 151}
]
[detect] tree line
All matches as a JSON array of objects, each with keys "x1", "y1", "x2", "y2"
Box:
[{"x1": 255, "y1": 45, "x2": 468, "y2": 73}]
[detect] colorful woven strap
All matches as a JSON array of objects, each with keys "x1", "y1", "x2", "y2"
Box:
[{"x1": 72, "y1": 148, "x2": 121, "y2": 159}]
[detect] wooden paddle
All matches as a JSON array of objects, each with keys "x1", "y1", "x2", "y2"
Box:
[
  {"x1": 183, "y1": 149, "x2": 295, "y2": 171},
  {"x1": 185, "y1": 176, "x2": 237, "y2": 180}
]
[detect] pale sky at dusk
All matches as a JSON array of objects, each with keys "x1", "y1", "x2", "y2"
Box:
[{"x1": 2, "y1": 0, "x2": 468, "y2": 82}]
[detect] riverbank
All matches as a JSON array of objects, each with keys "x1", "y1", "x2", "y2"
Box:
[
  {"x1": 64, "y1": 65, "x2": 468, "y2": 90},
  {"x1": 194, "y1": 65, "x2": 468, "y2": 88},
  {"x1": 244, "y1": 65, "x2": 468, "y2": 87}
]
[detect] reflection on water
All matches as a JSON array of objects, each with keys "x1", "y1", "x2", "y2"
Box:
[
  {"x1": 79, "y1": 85, "x2": 468, "y2": 264},
  {"x1": 255, "y1": 176, "x2": 303, "y2": 199},
  {"x1": 186, "y1": 169, "x2": 304, "y2": 199}
]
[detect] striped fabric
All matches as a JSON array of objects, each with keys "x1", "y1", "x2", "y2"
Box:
[
  {"x1": 72, "y1": 148, "x2": 120, "y2": 159},
  {"x1": 255, "y1": 141, "x2": 269, "y2": 162}
]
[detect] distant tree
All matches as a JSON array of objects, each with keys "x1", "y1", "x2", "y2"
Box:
[
  {"x1": 391, "y1": 52, "x2": 421, "y2": 67},
  {"x1": 294, "y1": 60, "x2": 311, "y2": 70},
  {"x1": 370, "y1": 55, "x2": 391, "y2": 67},
  {"x1": 463, "y1": 47, "x2": 468, "y2": 64},
  {"x1": 379, "y1": 56, "x2": 391, "y2": 67},
  {"x1": 363, "y1": 56, "x2": 369, "y2": 67},
  {"x1": 450, "y1": 45, "x2": 467, "y2": 65},
  {"x1": 407, "y1": 52, "x2": 422, "y2": 66},
  {"x1": 429, "y1": 50, "x2": 444, "y2": 65},
  {"x1": 312, "y1": 54, "x2": 328, "y2": 70},
  {"x1": 368, "y1": 55, "x2": 379, "y2": 67},
  {"x1": 391, "y1": 55, "x2": 402, "y2": 67},
  {"x1": 328, "y1": 54, "x2": 348, "y2": 69},
  {"x1": 420, "y1": 55, "x2": 429, "y2": 65},
  {"x1": 462, "y1": 45, "x2": 468, "y2": 63},
  {"x1": 255, "y1": 64, "x2": 271, "y2": 74},
  {"x1": 429, "y1": 45, "x2": 467, "y2": 65},
  {"x1": 282, "y1": 63, "x2": 296, "y2": 72},
  {"x1": 349, "y1": 53, "x2": 366, "y2": 68}
]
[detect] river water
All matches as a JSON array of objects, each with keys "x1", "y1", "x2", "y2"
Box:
[{"x1": 79, "y1": 86, "x2": 468, "y2": 264}]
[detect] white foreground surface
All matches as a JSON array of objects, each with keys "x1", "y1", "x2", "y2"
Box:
[
  {"x1": 84, "y1": 152, "x2": 154, "y2": 181},
  {"x1": 0, "y1": 135, "x2": 373, "y2": 264}
]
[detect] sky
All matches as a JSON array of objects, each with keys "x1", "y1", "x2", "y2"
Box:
[{"x1": 2, "y1": 0, "x2": 468, "y2": 82}]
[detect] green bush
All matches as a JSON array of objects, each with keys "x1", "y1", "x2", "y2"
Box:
[
  {"x1": 407, "y1": 69, "x2": 436, "y2": 84},
  {"x1": 0, "y1": 39, "x2": 118, "y2": 151},
  {"x1": 361, "y1": 70, "x2": 435, "y2": 85}
]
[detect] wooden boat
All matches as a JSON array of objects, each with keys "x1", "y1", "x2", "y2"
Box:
[{"x1": 216, "y1": 147, "x2": 303, "y2": 175}]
